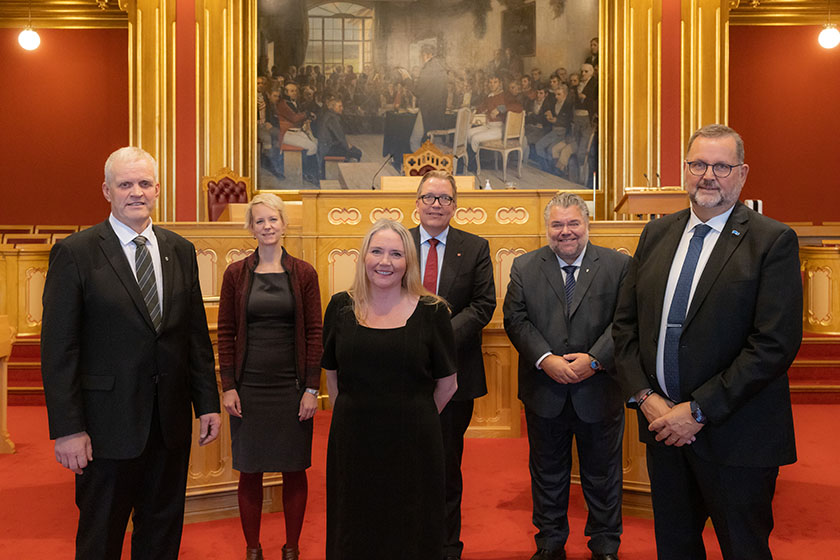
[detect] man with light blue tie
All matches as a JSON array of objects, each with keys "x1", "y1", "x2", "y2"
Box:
[
  {"x1": 613, "y1": 124, "x2": 802, "y2": 559},
  {"x1": 409, "y1": 170, "x2": 496, "y2": 560},
  {"x1": 504, "y1": 192, "x2": 629, "y2": 560}
]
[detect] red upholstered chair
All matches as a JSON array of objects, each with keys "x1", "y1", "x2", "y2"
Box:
[
  {"x1": 200, "y1": 167, "x2": 251, "y2": 222},
  {"x1": 402, "y1": 140, "x2": 454, "y2": 177}
]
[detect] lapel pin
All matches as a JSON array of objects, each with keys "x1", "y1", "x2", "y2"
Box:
[
  {"x1": 585, "y1": 268, "x2": 590, "y2": 273},
  {"x1": 165, "y1": 256, "x2": 170, "y2": 261},
  {"x1": 731, "y1": 229, "x2": 740, "y2": 236},
  {"x1": 457, "y1": 253, "x2": 462, "y2": 257}
]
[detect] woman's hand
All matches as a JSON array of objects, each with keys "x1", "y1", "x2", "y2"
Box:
[
  {"x1": 223, "y1": 389, "x2": 242, "y2": 418},
  {"x1": 299, "y1": 391, "x2": 318, "y2": 421}
]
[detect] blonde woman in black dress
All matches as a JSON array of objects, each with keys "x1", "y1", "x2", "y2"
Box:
[{"x1": 322, "y1": 219, "x2": 458, "y2": 559}]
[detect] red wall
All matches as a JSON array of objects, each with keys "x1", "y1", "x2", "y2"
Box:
[
  {"x1": 0, "y1": 28, "x2": 128, "y2": 225},
  {"x1": 729, "y1": 26, "x2": 840, "y2": 223}
]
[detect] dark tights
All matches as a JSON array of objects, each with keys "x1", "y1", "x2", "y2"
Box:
[{"x1": 237, "y1": 470, "x2": 308, "y2": 548}]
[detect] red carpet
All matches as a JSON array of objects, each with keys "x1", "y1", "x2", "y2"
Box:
[{"x1": 1, "y1": 404, "x2": 838, "y2": 559}]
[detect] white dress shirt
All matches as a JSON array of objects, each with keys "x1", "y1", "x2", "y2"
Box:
[
  {"x1": 109, "y1": 214, "x2": 164, "y2": 315},
  {"x1": 655, "y1": 206, "x2": 735, "y2": 399}
]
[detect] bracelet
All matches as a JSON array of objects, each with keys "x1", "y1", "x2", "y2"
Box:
[
  {"x1": 305, "y1": 388, "x2": 319, "y2": 396},
  {"x1": 636, "y1": 389, "x2": 655, "y2": 408}
]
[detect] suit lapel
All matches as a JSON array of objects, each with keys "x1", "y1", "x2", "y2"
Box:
[
  {"x1": 98, "y1": 222, "x2": 157, "y2": 333},
  {"x1": 683, "y1": 203, "x2": 750, "y2": 329},
  {"x1": 155, "y1": 226, "x2": 175, "y2": 331},
  {"x1": 568, "y1": 243, "x2": 598, "y2": 318},
  {"x1": 539, "y1": 246, "x2": 567, "y2": 311},
  {"x1": 437, "y1": 228, "x2": 464, "y2": 298},
  {"x1": 650, "y1": 211, "x2": 690, "y2": 332}
]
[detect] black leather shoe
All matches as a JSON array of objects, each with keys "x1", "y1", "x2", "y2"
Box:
[
  {"x1": 591, "y1": 554, "x2": 619, "y2": 560},
  {"x1": 530, "y1": 549, "x2": 566, "y2": 560},
  {"x1": 444, "y1": 556, "x2": 460, "y2": 560}
]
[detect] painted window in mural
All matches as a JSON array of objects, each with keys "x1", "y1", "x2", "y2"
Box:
[{"x1": 256, "y1": 0, "x2": 598, "y2": 191}]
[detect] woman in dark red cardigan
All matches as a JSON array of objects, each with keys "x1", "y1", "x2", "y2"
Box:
[{"x1": 218, "y1": 193, "x2": 323, "y2": 560}]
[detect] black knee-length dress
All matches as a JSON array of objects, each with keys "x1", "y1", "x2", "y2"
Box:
[
  {"x1": 230, "y1": 272, "x2": 312, "y2": 473},
  {"x1": 321, "y1": 292, "x2": 457, "y2": 560}
]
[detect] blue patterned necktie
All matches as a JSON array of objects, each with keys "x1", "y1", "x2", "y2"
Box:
[
  {"x1": 562, "y1": 265, "x2": 577, "y2": 316},
  {"x1": 134, "y1": 235, "x2": 162, "y2": 332},
  {"x1": 663, "y1": 224, "x2": 712, "y2": 400}
]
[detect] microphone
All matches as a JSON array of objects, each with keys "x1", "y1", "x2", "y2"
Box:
[
  {"x1": 371, "y1": 154, "x2": 394, "y2": 190},
  {"x1": 643, "y1": 173, "x2": 651, "y2": 187}
]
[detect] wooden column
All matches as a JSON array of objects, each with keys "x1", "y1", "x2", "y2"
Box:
[{"x1": 0, "y1": 315, "x2": 15, "y2": 454}]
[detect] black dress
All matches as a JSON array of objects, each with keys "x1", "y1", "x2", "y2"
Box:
[
  {"x1": 321, "y1": 292, "x2": 457, "y2": 560},
  {"x1": 230, "y1": 272, "x2": 312, "y2": 473}
]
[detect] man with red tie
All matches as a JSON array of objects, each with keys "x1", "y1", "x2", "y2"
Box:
[{"x1": 409, "y1": 170, "x2": 496, "y2": 560}]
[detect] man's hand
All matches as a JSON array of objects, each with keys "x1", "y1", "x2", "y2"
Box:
[
  {"x1": 638, "y1": 392, "x2": 674, "y2": 425},
  {"x1": 541, "y1": 354, "x2": 580, "y2": 384},
  {"x1": 54, "y1": 431, "x2": 93, "y2": 475},
  {"x1": 223, "y1": 389, "x2": 242, "y2": 418},
  {"x1": 562, "y1": 352, "x2": 596, "y2": 382},
  {"x1": 648, "y1": 401, "x2": 701, "y2": 446},
  {"x1": 198, "y1": 413, "x2": 221, "y2": 446},
  {"x1": 298, "y1": 392, "x2": 318, "y2": 421}
]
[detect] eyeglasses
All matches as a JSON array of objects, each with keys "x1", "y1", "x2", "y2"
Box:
[
  {"x1": 418, "y1": 194, "x2": 455, "y2": 207},
  {"x1": 685, "y1": 160, "x2": 744, "y2": 178}
]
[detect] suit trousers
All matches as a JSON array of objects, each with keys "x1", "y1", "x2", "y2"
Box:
[
  {"x1": 646, "y1": 444, "x2": 779, "y2": 560},
  {"x1": 440, "y1": 398, "x2": 475, "y2": 557},
  {"x1": 74, "y1": 399, "x2": 191, "y2": 560},
  {"x1": 525, "y1": 395, "x2": 623, "y2": 554}
]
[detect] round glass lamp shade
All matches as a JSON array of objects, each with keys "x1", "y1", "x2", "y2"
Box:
[
  {"x1": 818, "y1": 25, "x2": 840, "y2": 49},
  {"x1": 18, "y1": 27, "x2": 41, "y2": 50}
]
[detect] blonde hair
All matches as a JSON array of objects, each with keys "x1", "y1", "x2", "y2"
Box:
[
  {"x1": 348, "y1": 219, "x2": 444, "y2": 322},
  {"x1": 244, "y1": 193, "x2": 287, "y2": 230}
]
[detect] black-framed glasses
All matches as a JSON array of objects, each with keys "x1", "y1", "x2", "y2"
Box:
[
  {"x1": 418, "y1": 194, "x2": 455, "y2": 207},
  {"x1": 685, "y1": 160, "x2": 744, "y2": 178}
]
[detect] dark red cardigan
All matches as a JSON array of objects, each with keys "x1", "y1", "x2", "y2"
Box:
[{"x1": 217, "y1": 247, "x2": 323, "y2": 392}]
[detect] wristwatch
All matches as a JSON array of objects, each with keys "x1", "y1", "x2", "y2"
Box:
[
  {"x1": 588, "y1": 354, "x2": 603, "y2": 372},
  {"x1": 305, "y1": 388, "x2": 319, "y2": 397},
  {"x1": 690, "y1": 400, "x2": 707, "y2": 424}
]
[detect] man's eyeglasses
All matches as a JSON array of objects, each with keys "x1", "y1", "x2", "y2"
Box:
[
  {"x1": 685, "y1": 160, "x2": 744, "y2": 178},
  {"x1": 418, "y1": 194, "x2": 455, "y2": 207}
]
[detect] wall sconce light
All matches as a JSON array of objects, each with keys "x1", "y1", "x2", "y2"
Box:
[
  {"x1": 819, "y1": 0, "x2": 840, "y2": 49},
  {"x1": 18, "y1": 0, "x2": 40, "y2": 51}
]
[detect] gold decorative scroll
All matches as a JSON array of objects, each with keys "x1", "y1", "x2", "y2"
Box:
[
  {"x1": 369, "y1": 208, "x2": 404, "y2": 223},
  {"x1": 328, "y1": 208, "x2": 363, "y2": 226},
  {"x1": 495, "y1": 207, "x2": 530, "y2": 225},
  {"x1": 454, "y1": 207, "x2": 488, "y2": 225}
]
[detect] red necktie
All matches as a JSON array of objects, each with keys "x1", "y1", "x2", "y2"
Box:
[{"x1": 423, "y1": 238, "x2": 439, "y2": 294}]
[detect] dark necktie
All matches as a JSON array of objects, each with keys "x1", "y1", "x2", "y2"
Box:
[
  {"x1": 663, "y1": 224, "x2": 712, "y2": 400},
  {"x1": 134, "y1": 235, "x2": 162, "y2": 332},
  {"x1": 423, "y1": 238, "x2": 440, "y2": 294},
  {"x1": 562, "y1": 265, "x2": 577, "y2": 315}
]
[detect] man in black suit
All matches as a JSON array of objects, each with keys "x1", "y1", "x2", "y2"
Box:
[
  {"x1": 504, "y1": 193, "x2": 628, "y2": 560},
  {"x1": 409, "y1": 170, "x2": 496, "y2": 560},
  {"x1": 313, "y1": 97, "x2": 362, "y2": 164},
  {"x1": 41, "y1": 147, "x2": 221, "y2": 559},
  {"x1": 612, "y1": 124, "x2": 802, "y2": 559}
]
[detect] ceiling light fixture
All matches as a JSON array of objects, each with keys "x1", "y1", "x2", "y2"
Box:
[
  {"x1": 819, "y1": 0, "x2": 840, "y2": 49},
  {"x1": 18, "y1": 0, "x2": 40, "y2": 51}
]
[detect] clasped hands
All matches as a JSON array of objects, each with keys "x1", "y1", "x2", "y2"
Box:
[
  {"x1": 639, "y1": 392, "x2": 703, "y2": 447},
  {"x1": 541, "y1": 352, "x2": 596, "y2": 385}
]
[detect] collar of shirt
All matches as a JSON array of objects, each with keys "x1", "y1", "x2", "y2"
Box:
[
  {"x1": 419, "y1": 225, "x2": 450, "y2": 246},
  {"x1": 555, "y1": 244, "x2": 587, "y2": 277},
  {"x1": 685, "y1": 205, "x2": 735, "y2": 236},
  {"x1": 109, "y1": 214, "x2": 157, "y2": 249}
]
